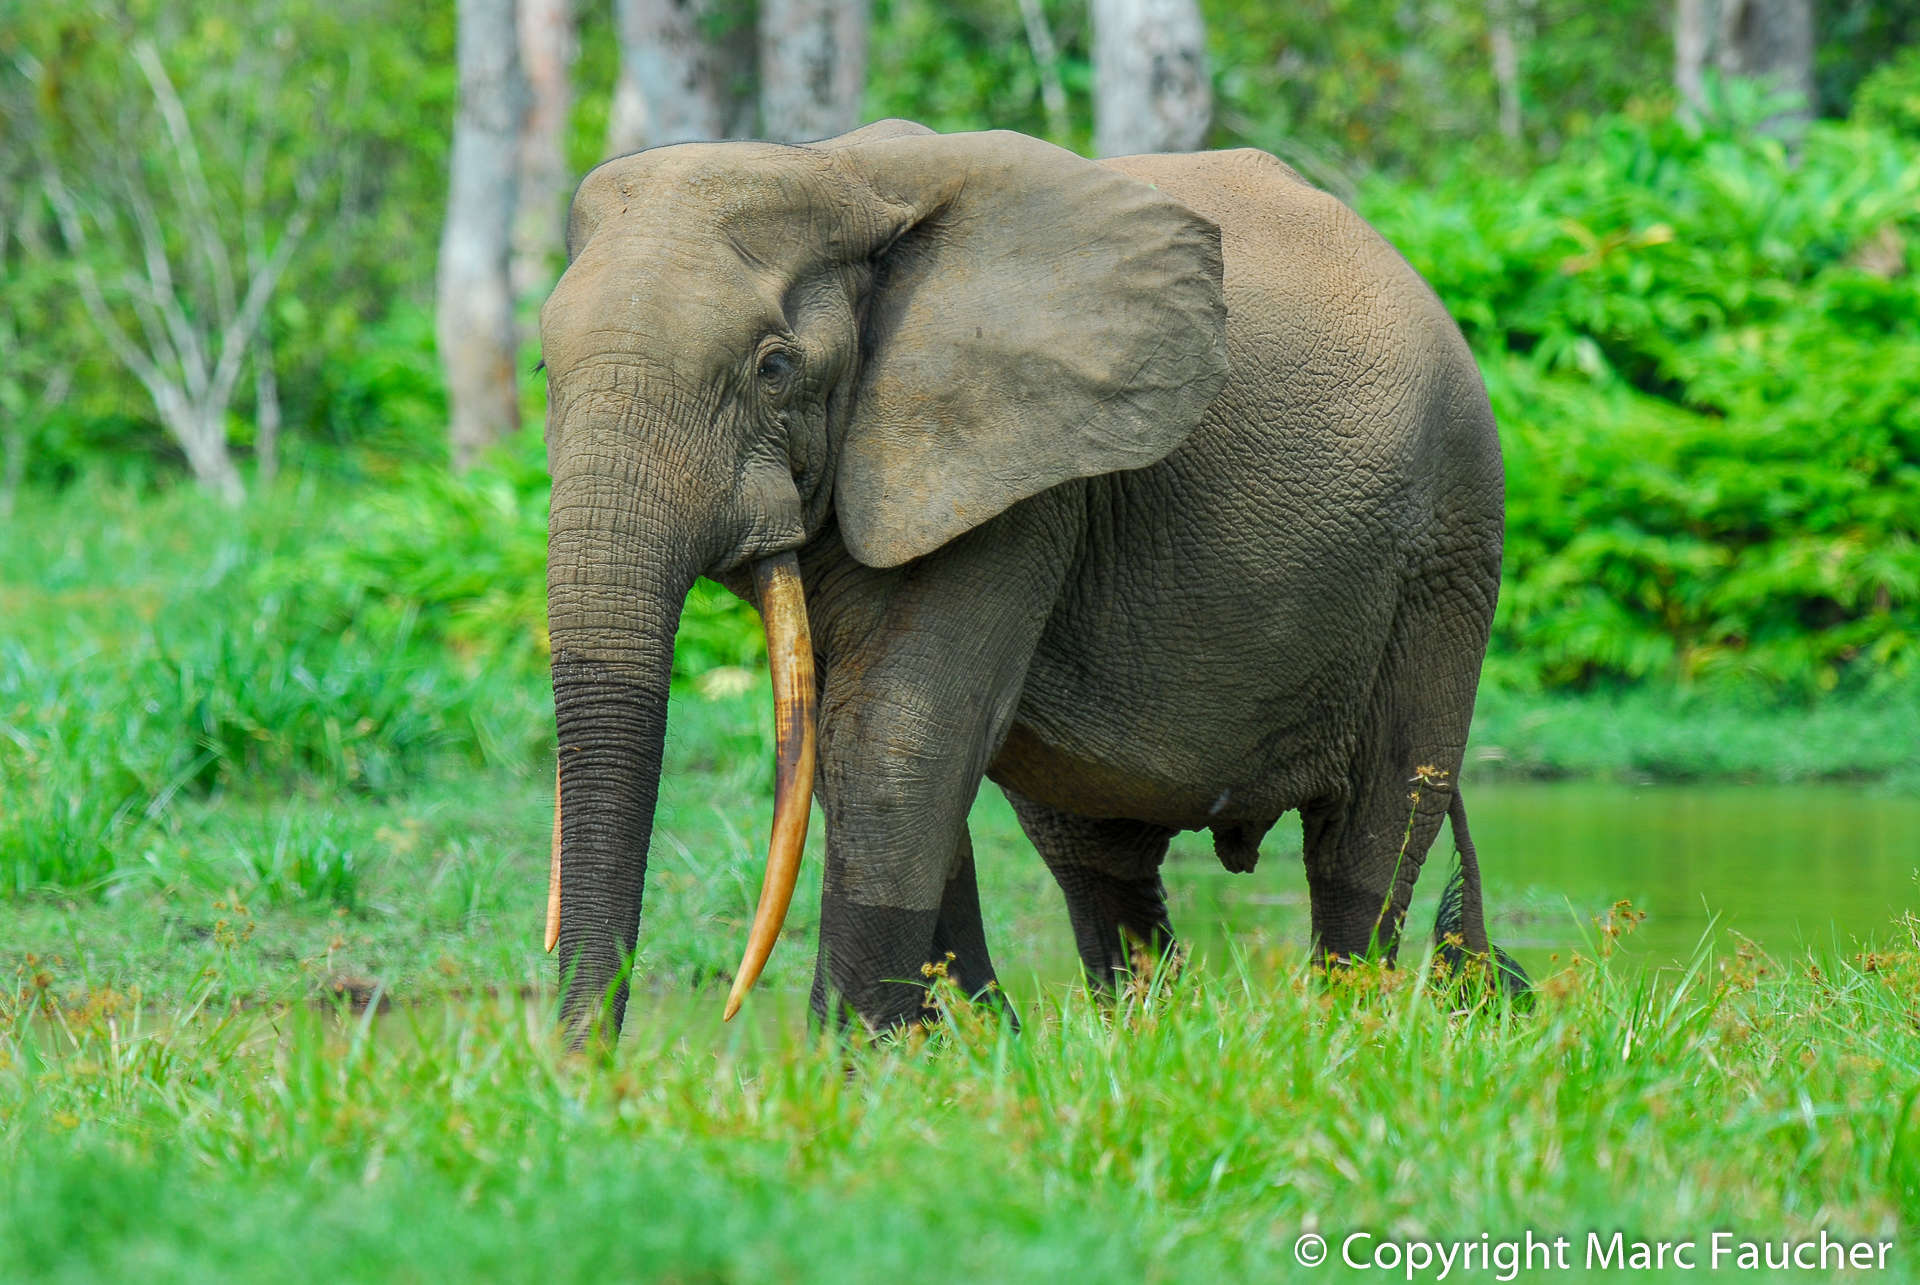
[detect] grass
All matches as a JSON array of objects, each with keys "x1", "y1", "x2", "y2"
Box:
[
  {"x1": 4, "y1": 474, "x2": 1919, "y2": 1279},
  {"x1": 5, "y1": 917, "x2": 1917, "y2": 1281}
]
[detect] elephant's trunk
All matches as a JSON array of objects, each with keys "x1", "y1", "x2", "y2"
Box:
[
  {"x1": 549, "y1": 637, "x2": 678, "y2": 1042},
  {"x1": 545, "y1": 442, "x2": 817, "y2": 1039},
  {"x1": 545, "y1": 444, "x2": 692, "y2": 1041}
]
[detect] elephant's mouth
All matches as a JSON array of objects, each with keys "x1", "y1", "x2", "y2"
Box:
[{"x1": 544, "y1": 550, "x2": 818, "y2": 1021}]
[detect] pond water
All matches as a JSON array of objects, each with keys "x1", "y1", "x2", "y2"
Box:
[
  {"x1": 1158, "y1": 782, "x2": 1920, "y2": 983},
  {"x1": 203, "y1": 781, "x2": 1920, "y2": 1040}
]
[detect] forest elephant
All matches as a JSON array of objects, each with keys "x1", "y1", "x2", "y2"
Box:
[{"x1": 539, "y1": 118, "x2": 1527, "y2": 1041}]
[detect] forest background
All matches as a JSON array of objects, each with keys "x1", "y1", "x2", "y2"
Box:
[{"x1": 5, "y1": 0, "x2": 1920, "y2": 895}]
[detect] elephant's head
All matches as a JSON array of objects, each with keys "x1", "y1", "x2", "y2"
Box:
[{"x1": 539, "y1": 120, "x2": 1227, "y2": 1039}]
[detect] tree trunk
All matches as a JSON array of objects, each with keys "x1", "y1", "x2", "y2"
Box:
[
  {"x1": 607, "y1": 0, "x2": 755, "y2": 152},
  {"x1": 758, "y1": 0, "x2": 869, "y2": 142},
  {"x1": 1675, "y1": 0, "x2": 1814, "y2": 129},
  {"x1": 169, "y1": 402, "x2": 246, "y2": 505},
  {"x1": 253, "y1": 336, "x2": 281, "y2": 485},
  {"x1": 1488, "y1": 0, "x2": 1523, "y2": 144},
  {"x1": 439, "y1": 0, "x2": 528, "y2": 472},
  {"x1": 605, "y1": 70, "x2": 650, "y2": 157},
  {"x1": 1091, "y1": 0, "x2": 1212, "y2": 157},
  {"x1": 1676, "y1": 0, "x2": 1714, "y2": 110},
  {"x1": 513, "y1": 0, "x2": 577, "y2": 300}
]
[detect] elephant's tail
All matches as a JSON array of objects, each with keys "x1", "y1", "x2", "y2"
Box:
[{"x1": 1431, "y1": 789, "x2": 1530, "y2": 1000}]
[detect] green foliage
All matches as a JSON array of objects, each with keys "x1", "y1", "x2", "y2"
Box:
[
  {"x1": 1210, "y1": 0, "x2": 1672, "y2": 189},
  {"x1": 1367, "y1": 95, "x2": 1920, "y2": 689},
  {"x1": 1817, "y1": 0, "x2": 1920, "y2": 116},
  {"x1": 7, "y1": 0, "x2": 1919, "y2": 494},
  {"x1": 266, "y1": 431, "x2": 765, "y2": 686},
  {"x1": 0, "y1": 479, "x2": 548, "y2": 899},
  {"x1": 866, "y1": 0, "x2": 1090, "y2": 147},
  {"x1": 0, "y1": 619, "x2": 536, "y2": 899},
  {"x1": 7, "y1": 3, "x2": 1920, "y2": 729},
  {"x1": 303, "y1": 302, "x2": 449, "y2": 468},
  {"x1": 0, "y1": 460, "x2": 770, "y2": 900},
  {"x1": 216, "y1": 812, "x2": 366, "y2": 909},
  {"x1": 261, "y1": 436, "x2": 554, "y2": 671},
  {"x1": 1854, "y1": 45, "x2": 1920, "y2": 136},
  {"x1": 0, "y1": 0, "x2": 457, "y2": 486}
]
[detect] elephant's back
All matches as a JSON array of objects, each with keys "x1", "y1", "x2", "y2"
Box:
[
  {"x1": 1098, "y1": 145, "x2": 1499, "y2": 567},
  {"x1": 1100, "y1": 147, "x2": 1486, "y2": 457}
]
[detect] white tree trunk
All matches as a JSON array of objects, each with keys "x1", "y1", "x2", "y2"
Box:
[
  {"x1": 1676, "y1": 0, "x2": 1814, "y2": 127},
  {"x1": 1719, "y1": 0, "x2": 1814, "y2": 111},
  {"x1": 608, "y1": 0, "x2": 753, "y2": 149},
  {"x1": 253, "y1": 336, "x2": 281, "y2": 485},
  {"x1": 439, "y1": 0, "x2": 527, "y2": 472},
  {"x1": 1091, "y1": 0, "x2": 1211, "y2": 157},
  {"x1": 513, "y1": 0, "x2": 577, "y2": 299},
  {"x1": 1489, "y1": 0, "x2": 1523, "y2": 143},
  {"x1": 1676, "y1": 0, "x2": 1714, "y2": 110},
  {"x1": 161, "y1": 394, "x2": 246, "y2": 505},
  {"x1": 605, "y1": 72, "x2": 651, "y2": 157},
  {"x1": 758, "y1": 0, "x2": 869, "y2": 142}
]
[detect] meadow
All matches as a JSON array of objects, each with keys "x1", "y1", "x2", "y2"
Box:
[
  {"x1": 5, "y1": 473, "x2": 1920, "y2": 1281},
  {"x1": 7, "y1": 35, "x2": 1920, "y2": 1277},
  {"x1": 7, "y1": 921, "x2": 1916, "y2": 1281}
]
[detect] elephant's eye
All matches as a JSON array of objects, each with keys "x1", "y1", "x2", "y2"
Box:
[{"x1": 757, "y1": 346, "x2": 799, "y2": 386}]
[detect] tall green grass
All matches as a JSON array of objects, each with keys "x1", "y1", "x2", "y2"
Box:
[
  {"x1": 1, "y1": 475, "x2": 553, "y2": 898},
  {"x1": 4, "y1": 917, "x2": 1915, "y2": 1281},
  {"x1": 0, "y1": 602, "x2": 548, "y2": 898}
]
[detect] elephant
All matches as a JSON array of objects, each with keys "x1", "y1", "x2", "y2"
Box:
[{"x1": 538, "y1": 118, "x2": 1526, "y2": 1041}]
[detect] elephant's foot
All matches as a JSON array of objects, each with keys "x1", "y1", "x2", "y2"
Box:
[
  {"x1": 808, "y1": 827, "x2": 1018, "y2": 1035},
  {"x1": 1056, "y1": 865, "x2": 1181, "y2": 994}
]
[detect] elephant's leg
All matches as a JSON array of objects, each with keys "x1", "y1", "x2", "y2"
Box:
[
  {"x1": 810, "y1": 697, "x2": 1031, "y2": 1031},
  {"x1": 928, "y1": 826, "x2": 1017, "y2": 1021},
  {"x1": 1003, "y1": 787, "x2": 1177, "y2": 991},
  {"x1": 803, "y1": 523, "x2": 1073, "y2": 1033},
  {"x1": 803, "y1": 819, "x2": 1015, "y2": 1032},
  {"x1": 1300, "y1": 580, "x2": 1483, "y2": 966}
]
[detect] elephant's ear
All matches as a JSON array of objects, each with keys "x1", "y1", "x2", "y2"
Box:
[{"x1": 825, "y1": 129, "x2": 1228, "y2": 568}]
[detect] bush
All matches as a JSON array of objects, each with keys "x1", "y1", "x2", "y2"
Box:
[
  {"x1": 1365, "y1": 94, "x2": 1920, "y2": 690},
  {"x1": 268, "y1": 432, "x2": 766, "y2": 688},
  {"x1": 0, "y1": 478, "x2": 550, "y2": 898},
  {"x1": 1854, "y1": 46, "x2": 1920, "y2": 138},
  {"x1": 0, "y1": 453, "x2": 770, "y2": 899}
]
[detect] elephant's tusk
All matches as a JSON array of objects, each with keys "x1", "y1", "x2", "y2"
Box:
[
  {"x1": 724, "y1": 551, "x2": 817, "y2": 1021},
  {"x1": 545, "y1": 762, "x2": 562, "y2": 954}
]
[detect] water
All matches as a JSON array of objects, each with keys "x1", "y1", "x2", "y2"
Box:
[
  {"x1": 647, "y1": 782, "x2": 1916, "y2": 1028},
  {"x1": 280, "y1": 782, "x2": 1920, "y2": 1034},
  {"x1": 1150, "y1": 783, "x2": 1920, "y2": 983}
]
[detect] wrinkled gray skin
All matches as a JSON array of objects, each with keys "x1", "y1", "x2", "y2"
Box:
[{"x1": 542, "y1": 119, "x2": 1515, "y2": 1037}]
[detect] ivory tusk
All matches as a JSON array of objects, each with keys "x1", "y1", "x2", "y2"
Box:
[
  {"x1": 723, "y1": 551, "x2": 817, "y2": 1021},
  {"x1": 545, "y1": 762, "x2": 562, "y2": 954}
]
